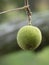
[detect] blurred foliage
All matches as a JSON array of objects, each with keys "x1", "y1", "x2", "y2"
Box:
[
  {"x1": 0, "y1": 0, "x2": 6, "y2": 23},
  {"x1": 0, "y1": 47, "x2": 49, "y2": 65}
]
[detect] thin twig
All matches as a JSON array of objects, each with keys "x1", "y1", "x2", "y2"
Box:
[
  {"x1": 25, "y1": 0, "x2": 32, "y2": 25},
  {"x1": 0, "y1": 5, "x2": 29, "y2": 14}
]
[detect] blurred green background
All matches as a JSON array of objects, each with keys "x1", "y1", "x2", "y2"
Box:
[{"x1": 0, "y1": 0, "x2": 49, "y2": 65}]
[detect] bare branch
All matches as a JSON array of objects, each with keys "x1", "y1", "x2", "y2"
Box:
[
  {"x1": 0, "y1": 5, "x2": 29, "y2": 14},
  {"x1": 0, "y1": 0, "x2": 32, "y2": 25}
]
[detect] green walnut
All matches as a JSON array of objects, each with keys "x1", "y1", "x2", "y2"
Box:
[{"x1": 17, "y1": 25, "x2": 42, "y2": 50}]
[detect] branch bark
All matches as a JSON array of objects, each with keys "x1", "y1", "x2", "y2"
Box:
[{"x1": 24, "y1": 0, "x2": 32, "y2": 25}]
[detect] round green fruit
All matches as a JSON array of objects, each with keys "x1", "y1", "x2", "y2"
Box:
[{"x1": 17, "y1": 25, "x2": 42, "y2": 50}]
